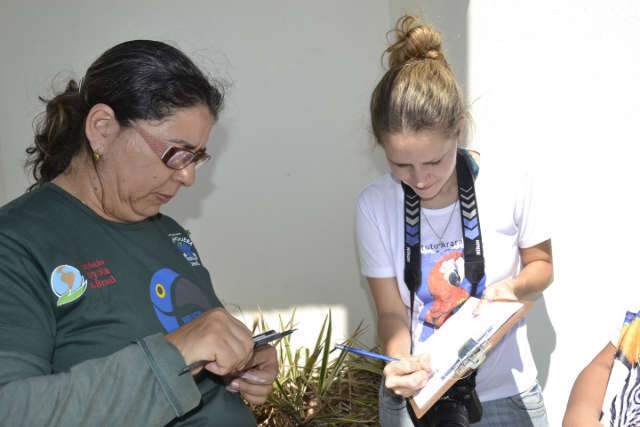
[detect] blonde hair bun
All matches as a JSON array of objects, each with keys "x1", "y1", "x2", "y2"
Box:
[
  {"x1": 386, "y1": 15, "x2": 446, "y2": 69},
  {"x1": 370, "y1": 14, "x2": 466, "y2": 143}
]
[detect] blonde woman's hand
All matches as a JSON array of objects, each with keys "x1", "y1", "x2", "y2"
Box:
[
  {"x1": 473, "y1": 278, "x2": 519, "y2": 316},
  {"x1": 383, "y1": 353, "x2": 432, "y2": 397}
]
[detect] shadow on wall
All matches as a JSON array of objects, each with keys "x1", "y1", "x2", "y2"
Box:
[
  {"x1": 163, "y1": 122, "x2": 231, "y2": 224},
  {"x1": 527, "y1": 296, "x2": 556, "y2": 389}
]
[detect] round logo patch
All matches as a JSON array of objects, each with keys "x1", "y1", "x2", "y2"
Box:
[{"x1": 50, "y1": 265, "x2": 88, "y2": 307}]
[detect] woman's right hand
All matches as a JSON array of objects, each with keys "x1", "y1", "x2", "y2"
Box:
[
  {"x1": 383, "y1": 353, "x2": 432, "y2": 397},
  {"x1": 165, "y1": 307, "x2": 254, "y2": 376}
]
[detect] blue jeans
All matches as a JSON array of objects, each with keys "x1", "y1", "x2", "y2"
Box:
[{"x1": 379, "y1": 382, "x2": 548, "y2": 427}]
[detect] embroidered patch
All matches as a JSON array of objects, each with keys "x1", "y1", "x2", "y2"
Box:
[
  {"x1": 50, "y1": 265, "x2": 88, "y2": 307},
  {"x1": 169, "y1": 233, "x2": 200, "y2": 267}
]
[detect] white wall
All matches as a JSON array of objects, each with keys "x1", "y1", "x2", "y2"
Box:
[
  {"x1": 3, "y1": 1, "x2": 640, "y2": 425},
  {"x1": 467, "y1": 1, "x2": 640, "y2": 425}
]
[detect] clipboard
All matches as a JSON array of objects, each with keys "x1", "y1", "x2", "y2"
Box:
[{"x1": 409, "y1": 297, "x2": 533, "y2": 419}]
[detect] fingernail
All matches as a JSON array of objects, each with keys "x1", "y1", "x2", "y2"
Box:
[
  {"x1": 240, "y1": 371, "x2": 266, "y2": 384},
  {"x1": 226, "y1": 385, "x2": 239, "y2": 393}
]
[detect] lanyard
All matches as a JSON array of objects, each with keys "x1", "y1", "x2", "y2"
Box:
[{"x1": 402, "y1": 149, "x2": 485, "y2": 353}]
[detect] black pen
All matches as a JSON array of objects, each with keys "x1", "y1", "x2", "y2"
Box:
[{"x1": 178, "y1": 329, "x2": 295, "y2": 375}]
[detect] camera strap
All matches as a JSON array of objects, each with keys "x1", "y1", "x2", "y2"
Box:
[{"x1": 402, "y1": 149, "x2": 485, "y2": 354}]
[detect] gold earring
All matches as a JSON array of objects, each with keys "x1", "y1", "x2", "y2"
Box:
[{"x1": 92, "y1": 151, "x2": 101, "y2": 162}]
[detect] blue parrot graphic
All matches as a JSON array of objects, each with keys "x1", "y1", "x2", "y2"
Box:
[{"x1": 149, "y1": 268, "x2": 212, "y2": 333}]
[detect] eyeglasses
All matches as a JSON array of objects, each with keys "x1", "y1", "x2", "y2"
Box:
[{"x1": 129, "y1": 122, "x2": 211, "y2": 170}]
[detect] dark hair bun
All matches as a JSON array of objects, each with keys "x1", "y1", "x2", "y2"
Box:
[{"x1": 27, "y1": 79, "x2": 88, "y2": 186}]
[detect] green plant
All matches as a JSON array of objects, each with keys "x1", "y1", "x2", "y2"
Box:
[{"x1": 252, "y1": 310, "x2": 384, "y2": 426}]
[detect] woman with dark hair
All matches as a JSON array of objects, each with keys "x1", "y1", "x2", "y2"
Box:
[
  {"x1": 356, "y1": 16, "x2": 553, "y2": 426},
  {"x1": 0, "y1": 40, "x2": 277, "y2": 426}
]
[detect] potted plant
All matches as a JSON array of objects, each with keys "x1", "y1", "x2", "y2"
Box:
[{"x1": 252, "y1": 310, "x2": 384, "y2": 426}]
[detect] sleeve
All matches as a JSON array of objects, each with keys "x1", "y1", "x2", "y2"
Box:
[
  {"x1": 0, "y1": 233, "x2": 201, "y2": 426},
  {"x1": 355, "y1": 191, "x2": 396, "y2": 278},
  {"x1": 0, "y1": 335, "x2": 201, "y2": 426},
  {"x1": 515, "y1": 167, "x2": 552, "y2": 248}
]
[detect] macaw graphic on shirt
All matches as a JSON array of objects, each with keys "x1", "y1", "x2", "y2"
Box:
[
  {"x1": 601, "y1": 310, "x2": 640, "y2": 426},
  {"x1": 416, "y1": 250, "x2": 468, "y2": 341},
  {"x1": 149, "y1": 268, "x2": 212, "y2": 333}
]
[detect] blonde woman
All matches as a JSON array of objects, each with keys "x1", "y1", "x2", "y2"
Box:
[{"x1": 356, "y1": 16, "x2": 553, "y2": 426}]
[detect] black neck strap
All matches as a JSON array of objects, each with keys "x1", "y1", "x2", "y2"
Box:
[{"x1": 403, "y1": 149, "x2": 486, "y2": 353}]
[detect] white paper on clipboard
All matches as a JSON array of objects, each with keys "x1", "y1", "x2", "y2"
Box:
[{"x1": 411, "y1": 297, "x2": 524, "y2": 409}]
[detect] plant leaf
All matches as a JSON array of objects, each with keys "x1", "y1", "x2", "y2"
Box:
[{"x1": 317, "y1": 310, "x2": 332, "y2": 395}]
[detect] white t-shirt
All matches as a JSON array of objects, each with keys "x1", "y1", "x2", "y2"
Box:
[
  {"x1": 356, "y1": 151, "x2": 550, "y2": 402},
  {"x1": 601, "y1": 310, "x2": 640, "y2": 425}
]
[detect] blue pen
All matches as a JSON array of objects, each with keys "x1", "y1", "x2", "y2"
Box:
[{"x1": 335, "y1": 343, "x2": 399, "y2": 363}]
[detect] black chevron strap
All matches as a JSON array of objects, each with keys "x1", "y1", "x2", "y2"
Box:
[
  {"x1": 456, "y1": 150, "x2": 486, "y2": 298},
  {"x1": 402, "y1": 149, "x2": 486, "y2": 355},
  {"x1": 402, "y1": 181, "x2": 422, "y2": 296},
  {"x1": 402, "y1": 181, "x2": 421, "y2": 354}
]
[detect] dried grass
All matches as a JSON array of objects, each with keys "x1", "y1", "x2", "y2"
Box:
[{"x1": 252, "y1": 310, "x2": 383, "y2": 426}]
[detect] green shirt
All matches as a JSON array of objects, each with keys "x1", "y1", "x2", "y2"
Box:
[{"x1": 0, "y1": 183, "x2": 256, "y2": 426}]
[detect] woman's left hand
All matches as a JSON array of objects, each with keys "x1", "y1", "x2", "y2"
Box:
[
  {"x1": 482, "y1": 278, "x2": 518, "y2": 302},
  {"x1": 473, "y1": 278, "x2": 519, "y2": 315},
  {"x1": 225, "y1": 344, "x2": 279, "y2": 405}
]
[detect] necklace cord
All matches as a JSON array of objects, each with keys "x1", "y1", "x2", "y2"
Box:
[{"x1": 421, "y1": 200, "x2": 459, "y2": 246}]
